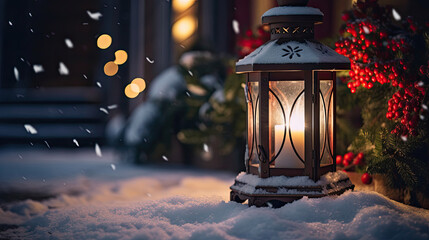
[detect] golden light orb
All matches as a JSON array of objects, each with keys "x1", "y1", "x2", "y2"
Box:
[
  {"x1": 114, "y1": 50, "x2": 128, "y2": 65},
  {"x1": 131, "y1": 78, "x2": 146, "y2": 92},
  {"x1": 124, "y1": 83, "x2": 140, "y2": 99},
  {"x1": 104, "y1": 61, "x2": 118, "y2": 76},
  {"x1": 172, "y1": 0, "x2": 195, "y2": 12},
  {"x1": 97, "y1": 34, "x2": 112, "y2": 49},
  {"x1": 172, "y1": 16, "x2": 197, "y2": 42}
]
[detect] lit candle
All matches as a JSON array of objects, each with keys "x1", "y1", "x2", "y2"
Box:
[{"x1": 274, "y1": 113, "x2": 305, "y2": 168}]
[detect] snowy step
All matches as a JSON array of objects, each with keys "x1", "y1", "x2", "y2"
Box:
[
  {"x1": 0, "y1": 123, "x2": 104, "y2": 140},
  {"x1": 0, "y1": 88, "x2": 102, "y2": 104},
  {"x1": 0, "y1": 104, "x2": 104, "y2": 123}
]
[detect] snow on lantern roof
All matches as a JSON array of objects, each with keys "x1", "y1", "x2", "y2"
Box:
[
  {"x1": 262, "y1": 6, "x2": 323, "y2": 18},
  {"x1": 236, "y1": 39, "x2": 350, "y2": 72}
]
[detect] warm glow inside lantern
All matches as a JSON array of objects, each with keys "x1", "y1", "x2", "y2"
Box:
[{"x1": 230, "y1": 0, "x2": 354, "y2": 207}]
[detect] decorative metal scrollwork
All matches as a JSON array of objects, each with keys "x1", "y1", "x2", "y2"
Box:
[{"x1": 270, "y1": 26, "x2": 313, "y2": 35}]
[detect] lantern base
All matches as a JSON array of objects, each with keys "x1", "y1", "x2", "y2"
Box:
[{"x1": 230, "y1": 171, "x2": 354, "y2": 208}]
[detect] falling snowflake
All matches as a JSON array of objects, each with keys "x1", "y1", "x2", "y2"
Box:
[
  {"x1": 87, "y1": 11, "x2": 103, "y2": 20},
  {"x1": 282, "y1": 45, "x2": 303, "y2": 59},
  {"x1": 73, "y1": 139, "x2": 79, "y2": 147},
  {"x1": 392, "y1": 8, "x2": 401, "y2": 21},
  {"x1": 188, "y1": 70, "x2": 193, "y2": 76},
  {"x1": 95, "y1": 143, "x2": 102, "y2": 157},
  {"x1": 14, "y1": 67, "x2": 19, "y2": 81},
  {"x1": 85, "y1": 129, "x2": 91, "y2": 133},
  {"x1": 162, "y1": 155, "x2": 168, "y2": 161},
  {"x1": 65, "y1": 38, "x2": 74, "y2": 48},
  {"x1": 400, "y1": 135, "x2": 407, "y2": 142},
  {"x1": 29, "y1": 13, "x2": 32, "y2": 17},
  {"x1": 33, "y1": 65, "x2": 44, "y2": 73},
  {"x1": 8, "y1": 21, "x2": 12, "y2": 26},
  {"x1": 83, "y1": 74, "x2": 88, "y2": 79},
  {"x1": 22, "y1": 176, "x2": 27, "y2": 180},
  {"x1": 363, "y1": 26, "x2": 370, "y2": 34},
  {"x1": 99, "y1": 107, "x2": 109, "y2": 114},
  {"x1": 110, "y1": 164, "x2": 116, "y2": 170},
  {"x1": 203, "y1": 143, "x2": 209, "y2": 153},
  {"x1": 58, "y1": 62, "x2": 69, "y2": 75},
  {"x1": 44, "y1": 141, "x2": 51, "y2": 149},
  {"x1": 24, "y1": 124, "x2": 37, "y2": 134},
  {"x1": 146, "y1": 57, "x2": 154, "y2": 64},
  {"x1": 422, "y1": 104, "x2": 428, "y2": 110},
  {"x1": 107, "y1": 104, "x2": 117, "y2": 110},
  {"x1": 96, "y1": 82, "x2": 102, "y2": 88},
  {"x1": 232, "y1": 20, "x2": 240, "y2": 34}
]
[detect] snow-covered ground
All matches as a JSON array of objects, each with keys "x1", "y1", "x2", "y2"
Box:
[{"x1": 0, "y1": 148, "x2": 428, "y2": 240}]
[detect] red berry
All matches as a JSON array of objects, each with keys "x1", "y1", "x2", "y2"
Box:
[
  {"x1": 344, "y1": 152, "x2": 354, "y2": 161},
  {"x1": 420, "y1": 65, "x2": 427, "y2": 75},
  {"x1": 342, "y1": 13, "x2": 350, "y2": 22},
  {"x1": 245, "y1": 29, "x2": 253, "y2": 37},
  {"x1": 343, "y1": 159, "x2": 350, "y2": 167},
  {"x1": 336, "y1": 155, "x2": 343, "y2": 165},
  {"x1": 361, "y1": 173, "x2": 373, "y2": 184},
  {"x1": 353, "y1": 157, "x2": 363, "y2": 166},
  {"x1": 357, "y1": 152, "x2": 364, "y2": 160}
]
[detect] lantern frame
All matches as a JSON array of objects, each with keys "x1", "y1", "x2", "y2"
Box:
[
  {"x1": 244, "y1": 70, "x2": 337, "y2": 180},
  {"x1": 230, "y1": 0, "x2": 354, "y2": 207}
]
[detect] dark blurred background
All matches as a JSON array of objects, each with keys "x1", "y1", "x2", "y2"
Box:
[{"x1": 0, "y1": 0, "x2": 427, "y2": 170}]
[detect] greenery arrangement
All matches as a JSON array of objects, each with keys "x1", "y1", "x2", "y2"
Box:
[{"x1": 335, "y1": 0, "x2": 429, "y2": 194}]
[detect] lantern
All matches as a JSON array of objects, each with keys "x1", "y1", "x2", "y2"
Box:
[{"x1": 230, "y1": 0, "x2": 354, "y2": 207}]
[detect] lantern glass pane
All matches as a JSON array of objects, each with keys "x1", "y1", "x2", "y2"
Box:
[
  {"x1": 269, "y1": 81, "x2": 305, "y2": 169},
  {"x1": 320, "y1": 80, "x2": 334, "y2": 165},
  {"x1": 247, "y1": 81, "x2": 259, "y2": 164}
]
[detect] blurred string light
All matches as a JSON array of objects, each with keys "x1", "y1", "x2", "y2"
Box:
[
  {"x1": 96, "y1": 33, "x2": 146, "y2": 97},
  {"x1": 172, "y1": 0, "x2": 195, "y2": 12},
  {"x1": 172, "y1": 16, "x2": 197, "y2": 42},
  {"x1": 124, "y1": 78, "x2": 147, "y2": 99},
  {"x1": 114, "y1": 50, "x2": 128, "y2": 65},
  {"x1": 131, "y1": 78, "x2": 146, "y2": 92},
  {"x1": 97, "y1": 34, "x2": 112, "y2": 49},
  {"x1": 104, "y1": 61, "x2": 118, "y2": 76},
  {"x1": 124, "y1": 83, "x2": 140, "y2": 99}
]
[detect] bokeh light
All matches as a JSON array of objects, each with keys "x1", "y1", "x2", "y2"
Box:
[
  {"x1": 172, "y1": 16, "x2": 197, "y2": 42},
  {"x1": 97, "y1": 34, "x2": 112, "y2": 49},
  {"x1": 172, "y1": 0, "x2": 195, "y2": 12},
  {"x1": 104, "y1": 61, "x2": 118, "y2": 76},
  {"x1": 131, "y1": 78, "x2": 146, "y2": 92},
  {"x1": 114, "y1": 50, "x2": 128, "y2": 65},
  {"x1": 124, "y1": 83, "x2": 140, "y2": 99}
]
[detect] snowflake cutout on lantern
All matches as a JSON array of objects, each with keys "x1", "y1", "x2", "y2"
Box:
[
  {"x1": 282, "y1": 45, "x2": 303, "y2": 59},
  {"x1": 316, "y1": 45, "x2": 331, "y2": 55}
]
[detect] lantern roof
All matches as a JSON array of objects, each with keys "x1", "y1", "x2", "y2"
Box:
[
  {"x1": 236, "y1": 39, "x2": 350, "y2": 72},
  {"x1": 236, "y1": 1, "x2": 350, "y2": 73},
  {"x1": 263, "y1": 6, "x2": 323, "y2": 17}
]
